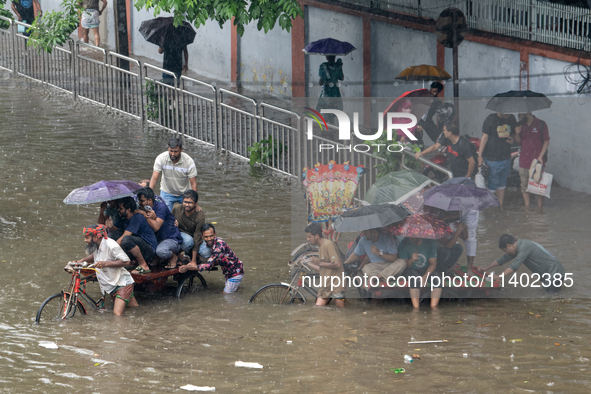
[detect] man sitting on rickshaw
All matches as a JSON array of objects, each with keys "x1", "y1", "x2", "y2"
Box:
[
  {"x1": 115, "y1": 197, "x2": 158, "y2": 274},
  {"x1": 342, "y1": 228, "x2": 405, "y2": 282},
  {"x1": 136, "y1": 187, "x2": 184, "y2": 270},
  {"x1": 172, "y1": 190, "x2": 211, "y2": 266},
  {"x1": 179, "y1": 224, "x2": 244, "y2": 294}
]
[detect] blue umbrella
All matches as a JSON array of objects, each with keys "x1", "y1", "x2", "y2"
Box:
[
  {"x1": 64, "y1": 180, "x2": 143, "y2": 205},
  {"x1": 303, "y1": 38, "x2": 356, "y2": 56}
]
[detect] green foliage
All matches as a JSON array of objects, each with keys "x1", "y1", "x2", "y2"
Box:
[
  {"x1": 27, "y1": 0, "x2": 81, "y2": 53},
  {"x1": 144, "y1": 79, "x2": 177, "y2": 126},
  {"x1": 0, "y1": 1, "x2": 12, "y2": 30},
  {"x1": 246, "y1": 137, "x2": 287, "y2": 167},
  {"x1": 20, "y1": 0, "x2": 303, "y2": 54},
  {"x1": 145, "y1": 80, "x2": 160, "y2": 121},
  {"x1": 367, "y1": 138, "x2": 423, "y2": 178},
  {"x1": 134, "y1": 0, "x2": 303, "y2": 35}
]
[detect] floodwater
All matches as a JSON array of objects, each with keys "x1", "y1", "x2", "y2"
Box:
[{"x1": 1, "y1": 74, "x2": 591, "y2": 393}]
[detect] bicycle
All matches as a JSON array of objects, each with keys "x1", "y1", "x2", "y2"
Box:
[
  {"x1": 249, "y1": 246, "x2": 364, "y2": 304},
  {"x1": 249, "y1": 251, "x2": 317, "y2": 304},
  {"x1": 35, "y1": 262, "x2": 105, "y2": 323}
]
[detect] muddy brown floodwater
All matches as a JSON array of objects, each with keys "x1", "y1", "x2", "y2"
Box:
[{"x1": 1, "y1": 74, "x2": 590, "y2": 393}]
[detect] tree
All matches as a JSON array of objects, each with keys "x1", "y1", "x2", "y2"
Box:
[{"x1": 16, "y1": 0, "x2": 303, "y2": 53}]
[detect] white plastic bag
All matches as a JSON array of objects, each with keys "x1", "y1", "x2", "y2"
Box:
[
  {"x1": 475, "y1": 169, "x2": 486, "y2": 189},
  {"x1": 527, "y1": 172, "x2": 552, "y2": 198}
]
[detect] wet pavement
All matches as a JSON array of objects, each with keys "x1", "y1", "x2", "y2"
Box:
[{"x1": 1, "y1": 74, "x2": 591, "y2": 392}]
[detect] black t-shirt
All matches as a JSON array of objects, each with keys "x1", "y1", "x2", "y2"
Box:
[
  {"x1": 162, "y1": 46, "x2": 184, "y2": 77},
  {"x1": 437, "y1": 135, "x2": 474, "y2": 178},
  {"x1": 481, "y1": 113, "x2": 517, "y2": 161},
  {"x1": 12, "y1": 0, "x2": 34, "y2": 23}
]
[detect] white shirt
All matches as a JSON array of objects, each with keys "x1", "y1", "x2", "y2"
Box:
[
  {"x1": 153, "y1": 151, "x2": 198, "y2": 196},
  {"x1": 93, "y1": 238, "x2": 134, "y2": 295}
]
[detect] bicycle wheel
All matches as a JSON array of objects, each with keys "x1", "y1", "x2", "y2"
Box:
[
  {"x1": 175, "y1": 272, "x2": 208, "y2": 298},
  {"x1": 35, "y1": 292, "x2": 84, "y2": 323},
  {"x1": 249, "y1": 284, "x2": 306, "y2": 304}
]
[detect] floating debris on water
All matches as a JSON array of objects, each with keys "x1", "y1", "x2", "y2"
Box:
[
  {"x1": 180, "y1": 385, "x2": 215, "y2": 392},
  {"x1": 235, "y1": 361, "x2": 263, "y2": 369},
  {"x1": 38, "y1": 341, "x2": 58, "y2": 349}
]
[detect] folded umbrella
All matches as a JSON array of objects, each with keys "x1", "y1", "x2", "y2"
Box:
[
  {"x1": 332, "y1": 204, "x2": 410, "y2": 232},
  {"x1": 64, "y1": 180, "x2": 143, "y2": 205},
  {"x1": 422, "y1": 184, "x2": 499, "y2": 211},
  {"x1": 485, "y1": 90, "x2": 552, "y2": 114}
]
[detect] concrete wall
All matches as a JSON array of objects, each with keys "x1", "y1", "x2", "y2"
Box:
[
  {"x1": 305, "y1": 6, "x2": 364, "y2": 102},
  {"x1": 129, "y1": 8, "x2": 232, "y2": 80},
  {"x1": 239, "y1": 22, "x2": 292, "y2": 98},
  {"x1": 444, "y1": 41, "x2": 520, "y2": 98},
  {"x1": 529, "y1": 55, "x2": 579, "y2": 96},
  {"x1": 371, "y1": 20, "x2": 438, "y2": 98}
]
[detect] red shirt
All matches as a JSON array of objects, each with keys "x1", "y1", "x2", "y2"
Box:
[{"x1": 519, "y1": 117, "x2": 549, "y2": 169}]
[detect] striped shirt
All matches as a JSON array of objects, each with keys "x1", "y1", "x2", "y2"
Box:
[{"x1": 153, "y1": 151, "x2": 197, "y2": 196}]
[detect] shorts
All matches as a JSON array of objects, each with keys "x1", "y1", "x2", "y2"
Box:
[
  {"x1": 519, "y1": 167, "x2": 530, "y2": 193},
  {"x1": 224, "y1": 274, "x2": 243, "y2": 293},
  {"x1": 484, "y1": 158, "x2": 511, "y2": 191},
  {"x1": 81, "y1": 9, "x2": 100, "y2": 29},
  {"x1": 110, "y1": 284, "x2": 134, "y2": 306}
]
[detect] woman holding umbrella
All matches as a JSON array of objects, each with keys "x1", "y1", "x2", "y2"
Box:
[{"x1": 304, "y1": 38, "x2": 356, "y2": 131}]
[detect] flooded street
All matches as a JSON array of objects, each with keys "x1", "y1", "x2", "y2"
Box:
[{"x1": 1, "y1": 75, "x2": 591, "y2": 393}]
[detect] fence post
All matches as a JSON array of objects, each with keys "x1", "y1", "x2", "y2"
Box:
[
  {"x1": 179, "y1": 81, "x2": 185, "y2": 137},
  {"x1": 212, "y1": 84, "x2": 219, "y2": 150},
  {"x1": 138, "y1": 60, "x2": 145, "y2": 125},
  {"x1": 11, "y1": 21, "x2": 18, "y2": 76},
  {"x1": 71, "y1": 40, "x2": 77, "y2": 100}
]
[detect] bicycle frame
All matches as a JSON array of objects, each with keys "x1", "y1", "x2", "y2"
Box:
[{"x1": 61, "y1": 263, "x2": 104, "y2": 319}]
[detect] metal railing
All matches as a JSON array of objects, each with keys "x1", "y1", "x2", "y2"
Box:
[
  {"x1": 0, "y1": 16, "x2": 452, "y2": 202},
  {"x1": 340, "y1": 0, "x2": 591, "y2": 51}
]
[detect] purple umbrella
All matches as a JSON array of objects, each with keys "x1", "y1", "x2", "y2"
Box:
[
  {"x1": 63, "y1": 180, "x2": 143, "y2": 205},
  {"x1": 303, "y1": 38, "x2": 356, "y2": 56},
  {"x1": 422, "y1": 184, "x2": 499, "y2": 211}
]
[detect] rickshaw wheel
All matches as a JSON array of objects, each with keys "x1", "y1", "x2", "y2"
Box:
[
  {"x1": 176, "y1": 273, "x2": 208, "y2": 298},
  {"x1": 249, "y1": 284, "x2": 306, "y2": 304},
  {"x1": 35, "y1": 292, "x2": 85, "y2": 323}
]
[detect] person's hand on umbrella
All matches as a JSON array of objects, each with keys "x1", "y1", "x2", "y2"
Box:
[{"x1": 105, "y1": 217, "x2": 114, "y2": 229}]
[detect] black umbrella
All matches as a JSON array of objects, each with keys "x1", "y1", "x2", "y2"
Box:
[
  {"x1": 485, "y1": 90, "x2": 552, "y2": 113},
  {"x1": 139, "y1": 17, "x2": 196, "y2": 48},
  {"x1": 332, "y1": 204, "x2": 410, "y2": 232}
]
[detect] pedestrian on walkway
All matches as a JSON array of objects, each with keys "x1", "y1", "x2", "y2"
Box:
[
  {"x1": 515, "y1": 113, "x2": 550, "y2": 210},
  {"x1": 78, "y1": 0, "x2": 107, "y2": 47},
  {"x1": 316, "y1": 55, "x2": 344, "y2": 136},
  {"x1": 11, "y1": 0, "x2": 42, "y2": 37},
  {"x1": 478, "y1": 112, "x2": 517, "y2": 207},
  {"x1": 158, "y1": 44, "x2": 188, "y2": 86}
]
